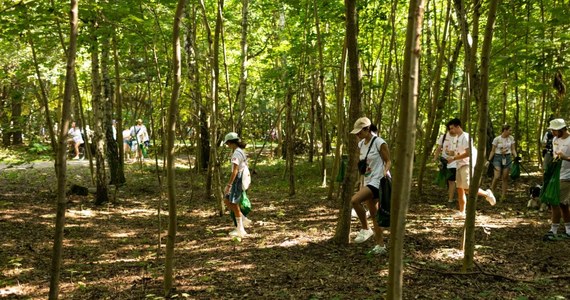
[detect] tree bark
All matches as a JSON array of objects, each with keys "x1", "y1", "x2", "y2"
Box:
[
  {"x1": 334, "y1": 0, "x2": 361, "y2": 244},
  {"x1": 91, "y1": 19, "x2": 109, "y2": 206},
  {"x1": 236, "y1": 0, "x2": 249, "y2": 135},
  {"x1": 387, "y1": 0, "x2": 425, "y2": 298},
  {"x1": 48, "y1": 1, "x2": 77, "y2": 298},
  {"x1": 463, "y1": 0, "x2": 500, "y2": 272},
  {"x1": 163, "y1": 0, "x2": 185, "y2": 295}
]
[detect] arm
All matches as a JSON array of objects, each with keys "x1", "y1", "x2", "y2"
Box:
[
  {"x1": 224, "y1": 163, "x2": 240, "y2": 194},
  {"x1": 434, "y1": 145, "x2": 443, "y2": 160},
  {"x1": 380, "y1": 143, "x2": 391, "y2": 176},
  {"x1": 511, "y1": 142, "x2": 517, "y2": 158},
  {"x1": 488, "y1": 144, "x2": 497, "y2": 161},
  {"x1": 448, "y1": 147, "x2": 470, "y2": 163}
]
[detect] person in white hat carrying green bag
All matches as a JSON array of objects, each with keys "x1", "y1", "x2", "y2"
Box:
[{"x1": 223, "y1": 132, "x2": 252, "y2": 237}]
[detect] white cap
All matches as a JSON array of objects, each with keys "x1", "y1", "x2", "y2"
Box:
[
  {"x1": 350, "y1": 117, "x2": 371, "y2": 134},
  {"x1": 224, "y1": 132, "x2": 239, "y2": 143}
]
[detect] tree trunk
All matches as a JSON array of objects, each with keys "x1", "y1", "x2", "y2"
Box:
[
  {"x1": 314, "y1": 0, "x2": 328, "y2": 186},
  {"x1": 102, "y1": 36, "x2": 123, "y2": 186},
  {"x1": 91, "y1": 20, "x2": 109, "y2": 206},
  {"x1": 113, "y1": 31, "x2": 126, "y2": 182},
  {"x1": 328, "y1": 37, "x2": 348, "y2": 200},
  {"x1": 387, "y1": 0, "x2": 425, "y2": 298},
  {"x1": 236, "y1": 0, "x2": 249, "y2": 135},
  {"x1": 285, "y1": 87, "x2": 295, "y2": 196},
  {"x1": 163, "y1": 0, "x2": 185, "y2": 295},
  {"x1": 334, "y1": 0, "x2": 361, "y2": 245},
  {"x1": 463, "y1": 0, "x2": 500, "y2": 272},
  {"x1": 48, "y1": 1, "x2": 77, "y2": 298}
]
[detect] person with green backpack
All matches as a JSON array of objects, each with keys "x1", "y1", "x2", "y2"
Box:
[
  {"x1": 223, "y1": 132, "x2": 252, "y2": 238},
  {"x1": 541, "y1": 118, "x2": 570, "y2": 241}
]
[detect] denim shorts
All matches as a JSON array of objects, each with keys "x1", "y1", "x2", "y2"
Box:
[
  {"x1": 492, "y1": 154, "x2": 512, "y2": 170},
  {"x1": 225, "y1": 173, "x2": 243, "y2": 204}
]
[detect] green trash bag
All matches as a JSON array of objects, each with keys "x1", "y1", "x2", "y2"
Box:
[
  {"x1": 230, "y1": 191, "x2": 252, "y2": 226},
  {"x1": 336, "y1": 155, "x2": 348, "y2": 182},
  {"x1": 540, "y1": 159, "x2": 562, "y2": 205},
  {"x1": 510, "y1": 160, "x2": 521, "y2": 180},
  {"x1": 434, "y1": 167, "x2": 451, "y2": 188}
]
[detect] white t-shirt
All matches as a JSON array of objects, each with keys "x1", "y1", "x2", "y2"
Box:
[
  {"x1": 68, "y1": 127, "x2": 83, "y2": 144},
  {"x1": 359, "y1": 136, "x2": 386, "y2": 189},
  {"x1": 231, "y1": 148, "x2": 247, "y2": 173},
  {"x1": 454, "y1": 132, "x2": 472, "y2": 168},
  {"x1": 492, "y1": 135, "x2": 515, "y2": 154},
  {"x1": 553, "y1": 135, "x2": 570, "y2": 180},
  {"x1": 122, "y1": 129, "x2": 131, "y2": 141},
  {"x1": 436, "y1": 133, "x2": 457, "y2": 168},
  {"x1": 130, "y1": 125, "x2": 149, "y2": 144}
]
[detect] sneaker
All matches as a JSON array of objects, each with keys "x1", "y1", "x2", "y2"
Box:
[
  {"x1": 351, "y1": 209, "x2": 371, "y2": 219},
  {"x1": 354, "y1": 228, "x2": 374, "y2": 243},
  {"x1": 543, "y1": 231, "x2": 557, "y2": 241},
  {"x1": 485, "y1": 189, "x2": 496, "y2": 206},
  {"x1": 242, "y1": 216, "x2": 252, "y2": 227},
  {"x1": 448, "y1": 198, "x2": 455, "y2": 203},
  {"x1": 73, "y1": 156, "x2": 80, "y2": 160},
  {"x1": 368, "y1": 245, "x2": 387, "y2": 255},
  {"x1": 452, "y1": 211, "x2": 466, "y2": 219},
  {"x1": 229, "y1": 229, "x2": 248, "y2": 237}
]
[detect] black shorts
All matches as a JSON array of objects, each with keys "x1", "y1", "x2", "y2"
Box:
[
  {"x1": 447, "y1": 168, "x2": 457, "y2": 181},
  {"x1": 366, "y1": 184, "x2": 380, "y2": 199}
]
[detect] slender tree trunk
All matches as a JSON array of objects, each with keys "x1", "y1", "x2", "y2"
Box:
[
  {"x1": 48, "y1": 1, "x2": 77, "y2": 298},
  {"x1": 236, "y1": 0, "x2": 249, "y2": 135},
  {"x1": 387, "y1": 0, "x2": 425, "y2": 298},
  {"x1": 328, "y1": 38, "x2": 348, "y2": 200},
  {"x1": 314, "y1": 0, "x2": 328, "y2": 186},
  {"x1": 334, "y1": 0, "x2": 361, "y2": 244},
  {"x1": 113, "y1": 31, "x2": 126, "y2": 181},
  {"x1": 285, "y1": 87, "x2": 296, "y2": 196},
  {"x1": 163, "y1": 0, "x2": 185, "y2": 295},
  {"x1": 463, "y1": 0, "x2": 500, "y2": 272},
  {"x1": 102, "y1": 36, "x2": 122, "y2": 186},
  {"x1": 91, "y1": 19, "x2": 109, "y2": 206}
]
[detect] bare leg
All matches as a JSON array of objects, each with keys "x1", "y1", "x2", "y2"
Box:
[
  {"x1": 367, "y1": 198, "x2": 384, "y2": 246},
  {"x1": 351, "y1": 187, "x2": 373, "y2": 230},
  {"x1": 457, "y1": 188, "x2": 466, "y2": 212},
  {"x1": 491, "y1": 166, "x2": 500, "y2": 192},
  {"x1": 447, "y1": 180, "x2": 456, "y2": 202}
]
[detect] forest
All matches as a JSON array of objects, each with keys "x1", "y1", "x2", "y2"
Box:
[{"x1": 1, "y1": 0, "x2": 569, "y2": 299}]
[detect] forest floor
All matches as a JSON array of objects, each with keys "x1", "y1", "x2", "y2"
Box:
[{"x1": 1, "y1": 154, "x2": 570, "y2": 300}]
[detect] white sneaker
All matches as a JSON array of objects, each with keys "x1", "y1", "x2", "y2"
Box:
[
  {"x1": 354, "y1": 228, "x2": 374, "y2": 243},
  {"x1": 485, "y1": 189, "x2": 496, "y2": 206},
  {"x1": 73, "y1": 156, "x2": 80, "y2": 160},
  {"x1": 242, "y1": 216, "x2": 252, "y2": 227},
  {"x1": 351, "y1": 209, "x2": 371, "y2": 219},
  {"x1": 229, "y1": 229, "x2": 248, "y2": 237},
  {"x1": 452, "y1": 211, "x2": 466, "y2": 219},
  {"x1": 368, "y1": 245, "x2": 387, "y2": 255}
]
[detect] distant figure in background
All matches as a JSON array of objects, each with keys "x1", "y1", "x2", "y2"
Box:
[
  {"x1": 67, "y1": 121, "x2": 83, "y2": 160},
  {"x1": 223, "y1": 132, "x2": 251, "y2": 237},
  {"x1": 122, "y1": 127, "x2": 132, "y2": 161},
  {"x1": 488, "y1": 124, "x2": 518, "y2": 201},
  {"x1": 130, "y1": 119, "x2": 149, "y2": 160}
]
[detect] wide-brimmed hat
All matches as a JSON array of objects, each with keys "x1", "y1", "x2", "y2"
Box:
[
  {"x1": 224, "y1": 132, "x2": 239, "y2": 143},
  {"x1": 548, "y1": 118, "x2": 567, "y2": 130},
  {"x1": 136, "y1": 119, "x2": 143, "y2": 124},
  {"x1": 350, "y1": 117, "x2": 371, "y2": 134}
]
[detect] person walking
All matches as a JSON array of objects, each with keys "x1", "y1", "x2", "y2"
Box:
[
  {"x1": 543, "y1": 118, "x2": 570, "y2": 240},
  {"x1": 446, "y1": 118, "x2": 496, "y2": 218},
  {"x1": 67, "y1": 121, "x2": 84, "y2": 159},
  {"x1": 350, "y1": 117, "x2": 391, "y2": 255},
  {"x1": 488, "y1": 124, "x2": 518, "y2": 201},
  {"x1": 130, "y1": 119, "x2": 149, "y2": 160},
  {"x1": 223, "y1": 132, "x2": 252, "y2": 237},
  {"x1": 434, "y1": 124, "x2": 457, "y2": 204}
]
